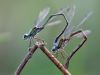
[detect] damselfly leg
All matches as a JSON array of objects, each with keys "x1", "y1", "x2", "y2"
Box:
[
  {"x1": 51, "y1": 45, "x2": 69, "y2": 63},
  {"x1": 59, "y1": 49, "x2": 68, "y2": 60},
  {"x1": 29, "y1": 37, "x2": 32, "y2": 47},
  {"x1": 34, "y1": 36, "x2": 47, "y2": 45}
]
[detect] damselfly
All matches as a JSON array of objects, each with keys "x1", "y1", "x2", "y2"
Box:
[
  {"x1": 23, "y1": 8, "x2": 50, "y2": 40},
  {"x1": 51, "y1": 6, "x2": 92, "y2": 68},
  {"x1": 23, "y1": 7, "x2": 71, "y2": 47}
]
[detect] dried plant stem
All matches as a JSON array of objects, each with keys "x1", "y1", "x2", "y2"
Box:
[
  {"x1": 40, "y1": 45, "x2": 71, "y2": 75},
  {"x1": 14, "y1": 45, "x2": 38, "y2": 75},
  {"x1": 14, "y1": 42, "x2": 71, "y2": 75}
]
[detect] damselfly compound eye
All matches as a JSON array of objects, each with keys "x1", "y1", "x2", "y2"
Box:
[{"x1": 23, "y1": 34, "x2": 29, "y2": 40}]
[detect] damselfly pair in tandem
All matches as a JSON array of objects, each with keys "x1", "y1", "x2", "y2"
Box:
[
  {"x1": 23, "y1": 7, "x2": 67, "y2": 46},
  {"x1": 23, "y1": 6, "x2": 92, "y2": 65}
]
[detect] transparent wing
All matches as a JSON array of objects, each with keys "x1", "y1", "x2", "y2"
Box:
[
  {"x1": 63, "y1": 5, "x2": 76, "y2": 37},
  {"x1": 47, "y1": 7, "x2": 67, "y2": 22},
  {"x1": 64, "y1": 12, "x2": 92, "y2": 38},
  {"x1": 35, "y1": 7, "x2": 50, "y2": 28},
  {"x1": 46, "y1": 20, "x2": 62, "y2": 27},
  {"x1": 48, "y1": 5, "x2": 76, "y2": 24},
  {"x1": 74, "y1": 30, "x2": 91, "y2": 38},
  {"x1": 65, "y1": 5, "x2": 76, "y2": 23},
  {"x1": 74, "y1": 12, "x2": 93, "y2": 29}
]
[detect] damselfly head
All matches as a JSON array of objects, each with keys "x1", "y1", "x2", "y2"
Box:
[
  {"x1": 23, "y1": 33, "x2": 29, "y2": 40},
  {"x1": 52, "y1": 46, "x2": 60, "y2": 52},
  {"x1": 52, "y1": 47, "x2": 57, "y2": 52}
]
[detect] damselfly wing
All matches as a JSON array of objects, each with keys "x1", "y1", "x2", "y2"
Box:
[
  {"x1": 24, "y1": 7, "x2": 50, "y2": 40},
  {"x1": 35, "y1": 7, "x2": 50, "y2": 28},
  {"x1": 63, "y1": 12, "x2": 93, "y2": 39}
]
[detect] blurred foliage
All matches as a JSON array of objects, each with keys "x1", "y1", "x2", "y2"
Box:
[{"x1": 0, "y1": 0, "x2": 100, "y2": 75}]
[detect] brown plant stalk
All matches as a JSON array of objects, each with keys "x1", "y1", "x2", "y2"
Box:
[
  {"x1": 14, "y1": 42, "x2": 71, "y2": 75},
  {"x1": 14, "y1": 45, "x2": 38, "y2": 75},
  {"x1": 39, "y1": 44, "x2": 71, "y2": 75}
]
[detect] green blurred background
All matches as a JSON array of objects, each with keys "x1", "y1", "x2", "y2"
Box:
[{"x1": 0, "y1": 0, "x2": 99, "y2": 75}]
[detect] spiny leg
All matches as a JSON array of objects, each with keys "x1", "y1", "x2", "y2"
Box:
[
  {"x1": 54, "y1": 52, "x2": 59, "y2": 58},
  {"x1": 58, "y1": 50, "x2": 65, "y2": 60},
  {"x1": 64, "y1": 30, "x2": 87, "y2": 69},
  {"x1": 51, "y1": 49, "x2": 59, "y2": 58},
  {"x1": 34, "y1": 36, "x2": 47, "y2": 45},
  {"x1": 59, "y1": 49, "x2": 68, "y2": 60},
  {"x1": 34, "y1": 36, "x2": 42, "y2": 41},
  {"x1": 28, "y1": 37, "x2": 33, "y2": 51},
  {"x1": 29, "y1": 37, "x2": 32, "y2": 48}
]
